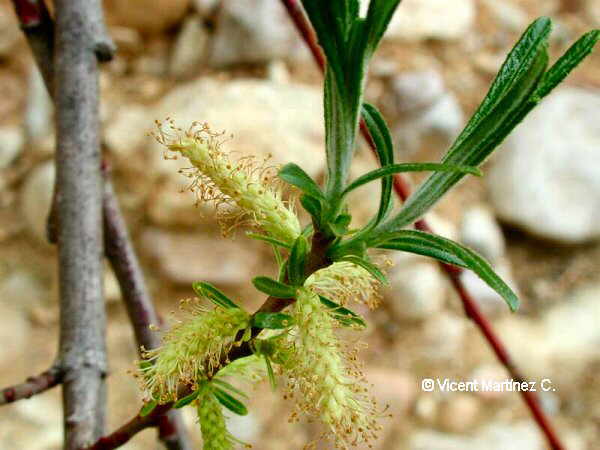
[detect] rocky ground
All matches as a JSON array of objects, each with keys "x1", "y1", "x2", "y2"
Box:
[{"x1": 0, "y1": 0, "x2": 599, "y2": 449}]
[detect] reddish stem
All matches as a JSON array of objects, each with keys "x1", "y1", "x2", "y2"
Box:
[
  {"x1": 280, "y1": 1, "x2": 564, "y2": 449},
  {"x1": 0, "y1": 366, "x2": 63, "y2": 405}
]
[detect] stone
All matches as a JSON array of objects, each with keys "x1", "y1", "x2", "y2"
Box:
[
  {"x1": 24, "y1": 66, "x2": 53, "y2": 145},
  {"x1": 410, "y1": 421, "x2": 544, "y2": 449},
  {"x1": 140, "y1": 228, "x2": 262, "y2": 286},
  {"x1": 366, "y1": 368, "x2": 417, "y2": 416},
  {"x1": 104, "y1": 104, "x2": 149, "y2": 161},
  {"x1": 150, "y1": 78, "x2": 325, "y2": 180},
  {"x1": 209, "y1": 0, "x2": 307, "y2": 66},
  {"x1": 482, "y1": 0, "x2": 527, "y2": 32},
  {"x1": 20, "y1": 161, "x2": 55, "y2": 244},
  {"x1": 104, "y1": 0, "x2": 191, "y2": 34},
  {"x1": 487, "y1": 88, "x2": 600, "y2": 243},
  {"x1": 421, "y1": 313, "x2": 467, "y2": 360},
  {"x1": 585, "y1": 0, "x2": 600, "y2": 26},
  {"x1": 437, "y1": 394, "x2": 480, "y2": 433},
  {"x1": 0, "y1": 126, "x2": 24, "y2": 169},
  {"x1": 460, "y1": 205, "x2": 505, "y2": 263},
  {"x1": 385, "y1": 260, "x2": 446, "y2": 321},
  {"x1": 387, "y1": 70, "x2": 463, "y2": 156},
  {"x1": 169, "y1": 15, "x2": 209, "y2": 79},
  {"x1": 192, "y1": 0, "x2": 219, "y2": 16},
  {"x1": 386, "y1": 0, "x2": 475, "y2": 41},
  {"x1": 496, "y1": 282, "x2": 600, "y2": 382},
  {"x1": 0, "y1": 301, "x2": 27, "y2": 367},
  {"x1": 0, "y1": 5, "x2": 20, "y2": 57}
]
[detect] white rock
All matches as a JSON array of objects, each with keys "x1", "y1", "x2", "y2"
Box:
[
  {"x1": 497, "y1": 282, "x2": 600, "y2": 381},
  {"x1": 390, "y1": 70, "x2": 446, "y2": 113},
  {"x1": 487, "y1": 88, "x2": 600, "y2": 243},
  {"x1": 482, "y1": 0, "x2": 528, "y2": 31},
  {"x1": 140, "y1": 228, "x2": 262, "y2": 286},
  {"x1": 585, "y1": 0, "x2": 600, "y2": 26},
  {"x1": 193, "y1": 0, "x2": 219, "y2": 16},
  {"x1": 0, "y1": 269, "x2": 45, "y2": 310},
  {"x1": 421, "y1": 313, "x2": 467, "y2": 360},
  {"x1": 0, "y1": 126, "x2": 24, "y2": 169},
  {"x1": 169, "y1": 16, "x2": 209, "y2": 79},
  {"x1": 104, "y1": 104, "x2": 150, "y2": 161},
  {"x1": 0, "y1": 301, "x2": 27, "y2": 367},
  {"x1": 388, "y1": 70, "x2": 463, "y2": 155},
  {"x1": 386, "y1": 0, "x2": 475, "y2": 41},
  {"x1": 386, "y1": 261, "x2": 446, "y2": 321},
  {"x1": 20, "y1": 161, "x2": 55, "y2": 244},
  {"x1": 410, "y1": 421, "x2": 544, "y2": 450},
  {"x1": 150, "y1": 78, "x2": 325, "y2": 179},
  {"x1": 460, "y1": 205, "x2": 505, "y2": 263},
  {"x1": 24, "y1": 66, "x2": 53, "y2": 144},
  {"x1": 437, "y1": 394, "x2": 480, "y2": 433},
  {"x1": 0, "y1": 6, "x2": 20, "y2": 57},
  {"x1": 210, "y1": 0, "x2": 307, "y2": 66}
]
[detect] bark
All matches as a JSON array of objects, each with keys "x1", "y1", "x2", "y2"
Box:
[{"x1": 54, "y1": 0, "x2": 109, "y2": 446}]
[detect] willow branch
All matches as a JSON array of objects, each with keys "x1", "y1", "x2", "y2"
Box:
[
  {"x1": 11, "y1": 1, "x2": 191, "y2": 447},
  {"x1": 279, "y1": 1, "x2": 564, "y2": 449},
  {"x1": 102, "y1": 167, "x2": 192, "y2": 450},
  {"x1": 0, "y1": 365, "x2": 63, "y2": 405}
]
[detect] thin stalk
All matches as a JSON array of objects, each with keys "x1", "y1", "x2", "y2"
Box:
[{"x1": 0, "y1": 365, "x2": 63, "y2": 405}]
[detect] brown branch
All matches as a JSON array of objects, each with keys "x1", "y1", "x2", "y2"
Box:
[
  {"x1": 0, "y1": 365, "x2": 63, "y2": 405},
  {"x1": 102, "y1": 166, "x2": 192, "y2": 450},
  {"x1": 12, "y1": 1, "x2": 191, "y2": 448},
  {"x1": 280, "y1": 1, "x2": 565, "y2": 449},
  {"x1": 53, "y1": 0, "x2": 109, "y2": 446}
]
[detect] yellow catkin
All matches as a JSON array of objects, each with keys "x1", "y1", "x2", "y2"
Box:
[
  {"x1": 305, "y1": 261, "x2": 381, "y2": 309},
  {"x1": 281, "y1": 288, "x2": 381, "y2": 448},
  {"x1": 196, "y1": 385, "x2": 237, "y2": 450},
  {"x1": 138, "y1": 301, "x2": 250, "y2": 403},
  {"x1": 153, "y1": 119, "x2": 301, "y2": 244}
]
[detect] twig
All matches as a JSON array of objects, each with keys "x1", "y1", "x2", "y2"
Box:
[
  {"x1": 11, "y1": 1, "x2": 191, "y2": 448},
  {"x1": 279, "y1": 1, "x2": 565, "y2": 449},
  {"x1": 53, "y1": 0, "x2": 109, "y2": 446},
  {"x1": 102, "y1": 166, "x2": 192, "y2": 450},
  {"x1": 0, "y1": 365, "x2": 63, "y2": 405}
]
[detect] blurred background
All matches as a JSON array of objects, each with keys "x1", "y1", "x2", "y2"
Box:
[{"x1": 0, "y1": 0, "x2": 599, "y2": 448}]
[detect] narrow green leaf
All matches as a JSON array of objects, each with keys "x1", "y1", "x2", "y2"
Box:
[
  {"x1": 375, "y1": 237, "x2": 468, "y2": 269},
  {"x1": 173, "y1": 389, "x2": 200, "y2": 409},
  {"x1": 212, "y1": 379, "x2": 248, "y2": 400},
  {"x1": 339, "y1": 255, "x2": 389, "y2": 285},
  {"x1": 361, "y1": 103, "x2": 395, "y2": 227},
  {"x1": 376, "y1": 231, "x2": 519, "y2": 311},
  {"x1": 371, "y1": 19, "x2": 551, "y2": 234},
  {"x1": 364, "y1": 0, "x2": 402, "y2": 56},
  {"x1": 246, "y1": 232, "x2": 291, "y2": 249},
  {"x1": 252, "y1": 276, "x2": 297, "y2": 298},
  {"x1": 252, "y1": 312, "x2": 295, "y2": 329},
  {"x1": 342, "y1": 163, "x2": 481, "y2": 197},
  {"x1": 300, "y1": 194, "x2": 322, "y2": 222},
  {"x1": 192, "y1": 281, "x2": 240, "y2": 309},
  {"x1": 330, "y1": 213, "x2": 352, "y2": 237},
  {"x1": 139, "y1": 400, "x2": 158, "y2": 417},
  {"x1": 213, "y1": 387, "x2": 248, "y2": 416},
  {"x1": 278, "y1": 163, "x2": 324, "y2": 200},
  {"x1": 534, "y1": 29, "x2": 600, "y2": 99},
  {"x1": 264, "y1": 355, "x2": 277, "y2": 391},
  {"x1": 319, "y1": 295, "x2": 367, "y2": 328},
  {"x1": 288, "y1": 236, "x2": 309, "y2": 285}
]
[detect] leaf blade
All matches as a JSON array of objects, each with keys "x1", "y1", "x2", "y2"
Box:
[{"x1": 192, "y1": 281, "x2": 240, "y2": 309}]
